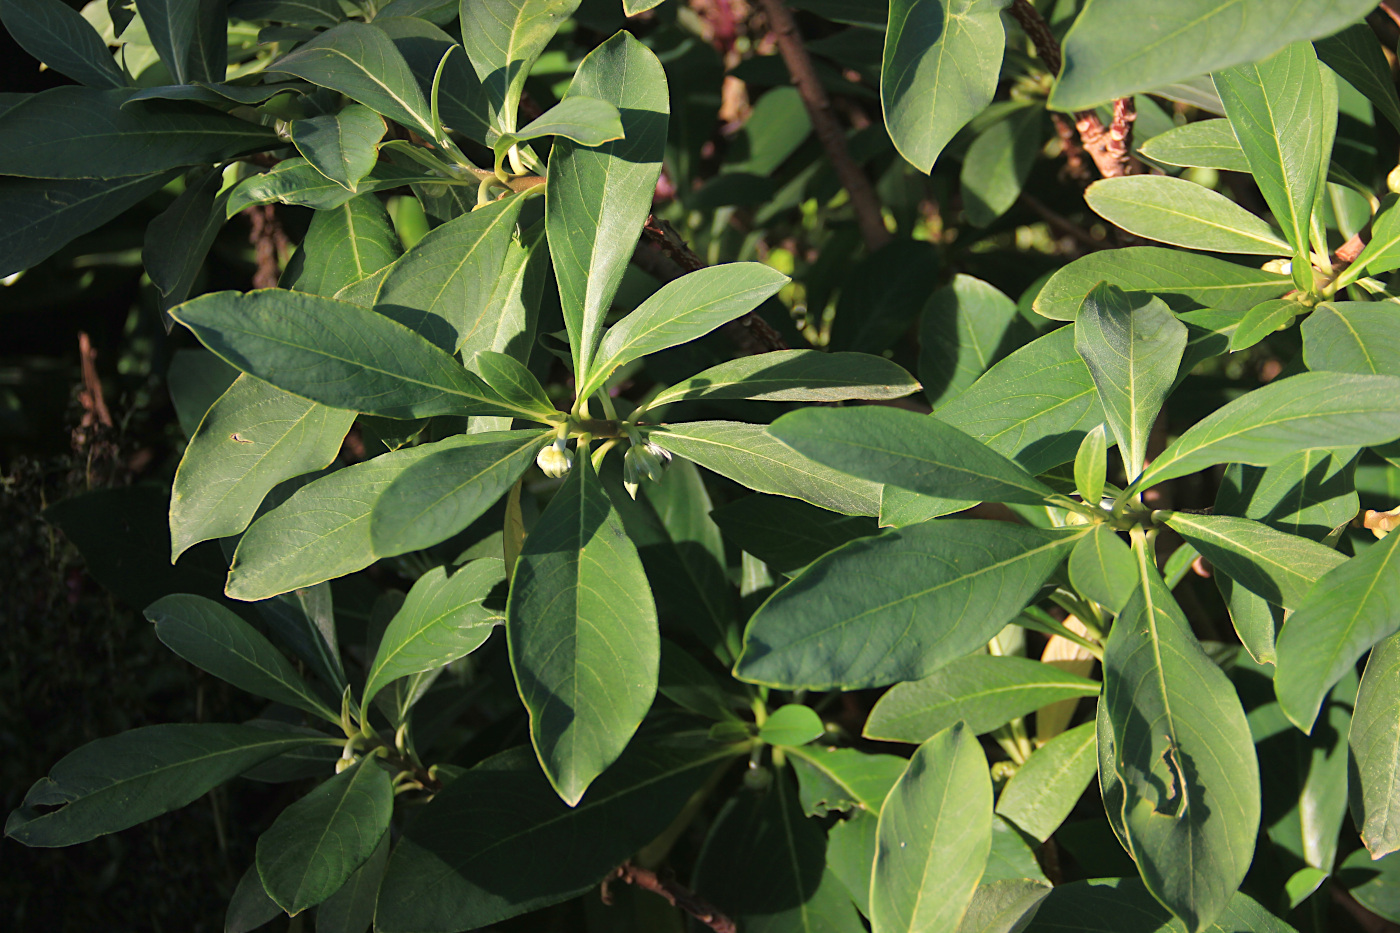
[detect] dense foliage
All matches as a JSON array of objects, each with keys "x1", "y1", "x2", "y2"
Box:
[{"x1": 5, "y1": 1, "x2": 1400, "y2": 931}]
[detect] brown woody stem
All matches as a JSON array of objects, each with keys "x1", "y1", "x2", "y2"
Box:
[{"x1": 603, "y1": 861, "x2": 736, "y2": 933}]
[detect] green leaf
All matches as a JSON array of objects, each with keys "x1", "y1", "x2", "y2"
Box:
[
  {"x1": 996, "y1": 720, "x2": 1098, "y2": 843},
  {"x1": 146, "y1": 594, "x2": 336, "y2": 720},
  {"x1": 5, "y1": 724, "x2": 328, "y2": 847},
  {"x1": 375, "y1": 193, "x2": 529, "y2": 353},
  {"x1": 1274, "y1": 530, "x2": 1400, "y2": 732},
  {"x1": 1337, "y1": 194, "x2": 1400, "y2": 288},
  {"x1": 546, "y1": 30, "x2": 668, "y2": 378},
  {"x1": 958, "y1": 880, "x2": 1052, "y2": 933},
  {"x1": 0, "y1": 0, "x2": 126, "y2": 89},
  {"x1": 651, "y1": 421, "x2": 882, "y2": 517},
  {"x1": 759, "y1": 704, "x2": 824, "y2": 747},
  {"x1": 226, "y1": 862, "x2": 281, "y2": 933},
  {"x1": 1085, "y1": 176, "x2": 1292, "y2": 256},
  {"x1": 787, "y1": 746, "x2": 907, "y2": 816},
  {"x1": 374, "y1": 15, "x2": 491, "y2": 144},
  {"x1": 881, "y1": 0, "x2": 1005, "y2": 173},
  {"x1": 865, "y1": 656, "x2": 1099, "y2": 743},
  {"x1": 734, "y1": 521, "x2": 1080, "y2": 690},
  {"x1": 1021, "y1": 878, "x2": 1295, "y2": 933},
  {"x1": 710, "y1": 495, "x2": 877, "y2": 576},
  {"x1": 1339, "y1": 848, "x2": 1400, "y2": 923},
  {"x1": 870, "y1": 723, "x2": 992, "y2": 933},
  {"x1": 1097, "y1": 545, "x2": 1259, "y2": 932},
  {"x1": 937, "y1": 325, "x2": 1107, "y2": 474},
  {"x1": 460, "y1": 0, "x2": 581, "y2": 133},
  {"x1": 226, "y1": 158, "x2": 444, "y2": 214},
  {"x1": 288, "y1": 103, "x2": 386, "y2": 191},
  {"x1": 1162, "y1": 512, "x2": 1344, "y2": 610},
  {"x1": 472, "y1": 350, "x2": 557, "y2": 421},
  {"x1": 1214, "y1": 42, "x2": 1324, "y2": 279},
  {"x1": 828, "y1": 810, "x2": 878, "y2": 915},
  {"x1": 230, "y1": 0, "x2": 344, "y2": 27},
  {"x1": 920, "y1": 274, "x2": 1023, "y2": 405},
  {"x1": 469, "y1": 219, "x2": 548, "y2": 368},
  {"x1": 1227, "y1": 298, "x2": 1302, "y2": 352},
  {"x1": 169, "y1": 375, "x2": 353, "y2": 559},
  {"x1": 1131, "y1": 372, "x2": 1400, "y2": 491},
  {"x1": 1068, "y1": 525, "x2": 1136, "y2": 613},
  {"x1": 1316, "y1": 24, "x2": 1400, "y2": 135},
  {"x1": 770, "y1": 406, "x2": 1056, "y2": 506},
  {"x1": 287, "y1": 194, "x2": 402, "y2": 298},
  {"x1": 1217, "y1": 447, "x2": 1359, "y2": 542},
  {"x1": 368, "y1": 429, "x2": 550, "y2": 556},
  {"x1": 267, "y1": 21, "x2": 436, "y2": 138},
  {"x1": 579, "y1": 263, "x2": 787, "y2": 399},
  {"x1": 507, "y1": 455, "x2": 659, "y2": 804},
  {"x1": 1302, "y1": 301, "x2": 1400, "y2": 375},
  {"x1": 170, "y1": 289, "x2": 528, "y2": 421},
  {"x1": 1074, "y1": 424, "x2": 1108, "y2": 506},
  {"x1": 493, "y1": 95, "x2": 624, "y2": 172},
  {"x1": 137, "y1": 0, "x2": 225, "y2": 84},
  {"x1": 1033, "y1": 247, "x2": 1291, "y2": 323},
  {"x1": 1075, "y1": 284, "x2": 1188, "y2": 479},
  {"x1": 374, "y1": 742, "x2": 727, "y2": 930},
  {"x1": 651, "y1": 350, "x2": 919, "y2": 408},
  {"x1": 1049, "y1": 0, "x2": 1376, "y2": 111},
  {"x1": 256, "y1": 761, "x2": 393, "y2": 915},
  {"x1": 225, "y1": 433, "x2": 486, "y2": 600},
  {"x1": 316, "y1": 832, "x2": 389, "y2": 933},
  {"x1": 0, "y1": 87, "x2": 276, "y2": 178},
  {"x1": 693, "y1": 775, "x2": 865, "y2": 933},
  {"x1": 961, "y1": 105, "x2": 1041, "y2": 226},
  {"x1": 362, "y1": 558, "x2": 505, "y2": 705},
  {"x1": 144, "y1": 165, "x2": 230, "y2": 312},
  {"x1": 1139, "y1": 119, "x2": 1251, "y2": 172},
  {"x1": 1352, "y1": 633, "x2": 1400, "y2": 858}
]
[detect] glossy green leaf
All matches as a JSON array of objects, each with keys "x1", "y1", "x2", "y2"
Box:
[
  {"x1": 996, "y1": 720, "x2": 1098, "y2": 843},
  {"x1": 0, "y1": 0, "x2": 126, "y2": 89},
  {"x1": 735, "y1": 521, "x2": 1080, "y2": 690},
  {"x1": 1068, "y1": 525, "x2": 1136, "y2": 613},
  {"x1": 1216, "y1": 446, "x2": 1359, "y2": 541},
  {"x1": 369, "y1": 429, "x2": 550, "y2": 556},
  {"x1": 828, "y1": 810, "x2": 877, "y2": 915},
  {"x1": 493, "y1": 95, "x2": 623, "y2": 171},
  {"x1": 1352, "y1": 633, "x2": 1400, "y2": 858},
  {"x1": 363, "y1": 558, "x2": 505, "y2": 705},
  {"x1": 288, "y1": 104, "x2": 386, "y2": 191},
  {"x1": 865, "y1": 656, "x2": 1099, "y2": 743},
  {"x1": 1049, "y1": 0, "x2": 1376, "y2": 111},
  {"x1": 1097, "y1": 545, "x2": 1259, "y2": 932},
  {"x1": 1138, "y1": 119, "x2": 1250, "y2": 172},
  {"x1": 171, "y1": 289, "x2": 528, "y2": 421},
  {"x1": 962, "y1": 105, "x2": 1041, "y2": 226},
  {"x1": 787, "y1": 746, "x2": 907, "y2": 816},
  {"x1": 1074, "y1": 424, "x2": 1108, "y2": 507},
  {"x1": 374, "y1": 15, "x2": 491, "y2": 145},
  {"x1": 316, "y1": 832, "x2": 388, "y2": 933},
  {"x1": 266, "y1": 21, "x2": 436, "y2": 138},
  {"x1": 226, "y1": 862, "x2": 281, "y2": 933},
  {"x1": 169, "y1": 375, "x2": 353, "y2": 559},
  {"x1": 1022, "y1": 878, "x2": 1295, "y2": 933},
  {"x1": 1131, "y1": 372, "x2": 1400, "y2": 491},
  {"x1": 546, "y1": 30, "x2": 667, "y2": 378},
  {"x1": 144, "y1": 165, "x2": 229, "y2": 312},
  {"x1": 460, "y1": 0, "x2": 581, "y2": 132},
  {"x1": 1214, "y1": 42, "x2": 1324, "y2": 279},
  {"x1": 881, "y1": 0, "x2": 1005, "y2": 173},
  {"x1": 288, "y1": 194, "x2": 402, "y2": 298},
  {"x1": 375, "y1": 742, "x2": 727, "y2": 930},
  {"x1": 1075, "y1": 284, "x2": 1187, "y2": 479},
  {"x1": 1085, "y1": 176, "x2": 1292, "y2": 256},
  {"x1": 226, "y1": 433, "x2": 483, "y2": 600},
  {"x1": 958, "y1": 879, "x2": 1052, "y2": 933},
  {"x1": 1337, "y1": 194, "x2": 1400, "y2": 288},
  {"x1": 137, "y1": 0, "x2": 225, "y2": 84},
  {"x1": 1228, "y1": 298, "x2": 1301, "y2": 352},
  {"x1": 1302, "y1": 301, "x2": 1400, "y2": 376},
  {"x1": 871, "y1": 723, "x2": 992, "y2": 933},
  {"x1": 759, "y1": 704, "x2": 824, "y2": 747},
  {"x1": 146, "y1": 594, "x2": 336, "y2": 720},
  {"x1": 652, "y1": 421, "x2": 882, "y2": 517},
  {"x1": 1163, "y1": 512, "x2": 1344, "y2": 610},
  {"x1": 579, "y1": 263, "x2": 787, "y2": 399},
  {"x1": 230, "y1": 0, "x2": 343, "y2": 26},
  {"x1": 920, "y1": 274, "x2": 1023, "y2": 405},
  {"x1": 256, "y1": 760, "x2": 393, "y2": 915},
  {"x1": 469, "y1": 219, "x2": 548, "y2": 371},
  {"x1": 375, "y1": 193, "x2": 529, "y2": 353},
  {"x1": 651, "y1": 350, "x2": 919, "y2": 408},
  {"x1": 1338, "y1": 848, "x2": 1400, "y2": 923},
  {"x1": 771, "y1": 406, "x2": 1056, "y2": 506},
  {"x1": 0, "y1": 87, "x2": 276, "y2": 178},
  {"x1": 226, "y1": 159, "x2": 442, "y2": 215},
  {"x1": 710, "y1": 495, "x2": 877, "y2": 576},
  {"x1": 1033, "y1": 247, "x2": 1291, "y2": 323},
  {"x1": 1274, "y1": 530, "x2": 1400, "y2": 732},
  {"x1": 472, "y1": 350, "x2": 556, "y2": 421},
  {"x1": 507, "y1": 456, "x2": 658, "y2": 804},
  {"x1": 1316, "y1": 24, "x2": 1400, "y2": 135},
  {"x1": 5, "y1": 724, "x2": 328, "y2": 847}
]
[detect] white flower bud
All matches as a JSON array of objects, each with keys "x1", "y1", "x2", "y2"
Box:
[{"x1": 537, "y1": 439, "x2": 573, "y2": 478}]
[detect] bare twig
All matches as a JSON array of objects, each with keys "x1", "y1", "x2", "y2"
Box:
[
  {"x1": 1051, "y1": 113, "x2": 1091, "y2": 181},
  {"x1": 1020, "y1": 192, "x2": 1104, "y2": 250},
  {"x1": 76, "y1": 332, "x2": 113, "y2": 430},
  {"x1": 1103, "y1": 97, "x2": 1142, "y2": 177},
  {"x1": 1008, "y1": 0, "x2": 1061, "y2": 73},
  {"x1": 755, "y1": 0, "x2": 891, "y2": 251},
  {"x1": 603, "y1": 862, "x2": 737, "y2": 933},
  {"x1": 243, "y1": 204, "x2": 289, "y2": 289}
]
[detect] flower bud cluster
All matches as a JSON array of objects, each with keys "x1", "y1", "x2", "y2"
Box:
[
  {"x1": 623, "y1": 437, "x2": 671, "y2": 499},
  {"x1": 536, "y1": 436, "x2": 573, "y2": 478}
]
